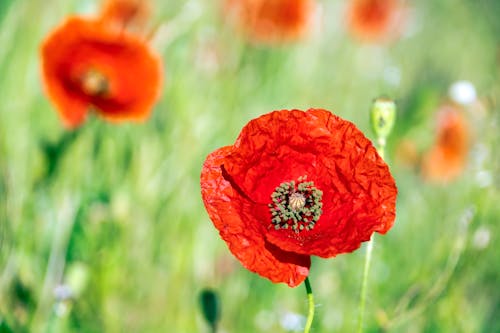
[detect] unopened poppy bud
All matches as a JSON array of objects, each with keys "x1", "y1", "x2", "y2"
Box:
[
  {"x1": 199, "y1": 288, "x2": 220, "y2": 330},
  {"x1": 370, "y1": 97, "x2": 396, "y2": 143}
]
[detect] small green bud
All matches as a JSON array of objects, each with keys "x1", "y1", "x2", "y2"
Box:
[
  {"x1": 199, "y1": 288, "x2": 221, "y2": 330},
  {"x1": 370, "y1": 97, "x2": 396, "y2": 141}
]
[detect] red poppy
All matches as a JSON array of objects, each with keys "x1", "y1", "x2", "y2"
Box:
[
  {"x1": 224, "y1": 0, "x2": 315, "y2": 44},
  {"x1": 346, "y1": 0, "x2": 404, "y2": 43},
  {"x1": 421, "y1": 105, "x2": 470, "y2": 183},
  {"x1": 200, "y1": 109, "x2": 397, "y2": 287},
  {"x1": 40, "y1": 16, "x2": 162, "y2": 128}
]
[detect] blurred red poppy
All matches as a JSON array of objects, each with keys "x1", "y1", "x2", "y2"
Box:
[
  {"x1": 40, "y1": 16, "x2": 162, "y2": 127},
  {"x1": 346, "y1": 0, "x2": 404, "y2": 43},
  {"x1": 421, "y1": 105, "x2": 470, "y2": 183},
  {"x1": 200, "y1": 109, "x2": 397, "y2": 287},
  {"x1": 224, "y1": 0, "x2": 315, "y2": 44}
]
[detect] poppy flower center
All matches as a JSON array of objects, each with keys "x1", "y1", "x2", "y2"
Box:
[
  {"x1": 268, "y1": 176, "x2": 323, "y2": 233},
  {"x1": 81, "y1": 69, "x2": 109, "y2": 97}
]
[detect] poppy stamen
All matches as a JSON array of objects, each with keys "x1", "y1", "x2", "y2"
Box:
[
  {"x1": 268, "y1": 176, "x2": 323, "y2": 233},
  {"x1": 81, "y1": 69, "x2": 109, "y2": 97}
]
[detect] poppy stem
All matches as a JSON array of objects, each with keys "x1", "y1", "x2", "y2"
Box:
[
  {"x1": 357, "y1": 138, "x2": 386, "y2": 332},
  {"x1": 377, "y1": 138, "x2": 386, "y2": 160},
  {"x1": 303, "y1": 277, "x2": 314, "y2": 333},
  {"x1": 357, "y1": 235, "x2": 374, "y2": 333}
]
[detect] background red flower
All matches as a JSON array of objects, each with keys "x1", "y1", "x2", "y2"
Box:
[
  {"x1": 201, "y1": 109, "x2": 397, "y2": 286},
  {"x1": 421, "y1": 104, "x2": 470, "y2": 183},
  {"x1": 224, "y1": 0, "x2": 315, "y2": 44},
  {"x1": 346, "y1": 0, "x2": 404, "y2": 43},
  {"x1": 40, "y1": 16, "x2": 162, "y2": 127}
]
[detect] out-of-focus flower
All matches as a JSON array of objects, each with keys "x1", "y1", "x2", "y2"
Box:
[
  {"x1": 200, "y1": 109, "x2": 397, "y2": 287},
  {"x1": 421, "y1": 105, "x2": 470, "y2": 183},
  {"x1": 475, "y1": 170, "x2": 493, "y2": 188},
  {"x1": 224, "y1": 0, "x2": 316, "y2": 44},
  {"x1": 280, "y1": 311, "x2": 306, "y2": 331},
  {"x1": 449, "y1": 80, "x2": 477, "y2": 106},
  {"x1": 99, "y1": 0, "x2": 151, "y2": 32},
  {"x1": 53, "y1": 284, "x2": 73, "y2": 317},
  {"x1": 472, "y1": 226, "x2": 491, "y2": 250},
  {"x1": 41, "y1": 16, "x2": 162, "y2": 127},
  {"x1": 346, "y1": 0, "x2": 404, "y2": 43},
  {"x1": 53, "y1": 284, "x2": 73, "y2": 301}
]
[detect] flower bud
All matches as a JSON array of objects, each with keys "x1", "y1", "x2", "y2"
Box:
[
  {"x1": 199, "y1": 288, "x2": 220, "y2": 330},
  {"x1": 370, "y1": 97, "x2": 396, "y2": 142}
]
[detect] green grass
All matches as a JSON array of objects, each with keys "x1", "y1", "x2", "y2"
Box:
[{"x1": 0, "y1": 0, "x2": 499, "y2": 332}]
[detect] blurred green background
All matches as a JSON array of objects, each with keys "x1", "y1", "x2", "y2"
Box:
[{"x1": 0, "y1": 0, "x2": 499, "y2": 332}]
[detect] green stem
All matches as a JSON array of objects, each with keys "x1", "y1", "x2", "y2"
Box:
[
  {"x1": 303, "y1": 277, "x2": 314, "y2": 333},
  {"x1": 357, "y1": 139, "x2": 386, "y2": 332},
  {"x1": 377, "y1": 138, "x2": 386, "y2": 160},
  {"x1": 357, "y1": 236, "x2": 374, "y2": 333}
]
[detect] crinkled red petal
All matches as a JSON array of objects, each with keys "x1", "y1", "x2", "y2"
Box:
[
  {"x1": 224, "y1": 109, "x2": 397, "y2": 258},
  {"x1": 41, "y1": 16, "x2": 162, "y2": 127},
  {"x1": 201, "y1": 146, "x2": 310, "y2": 287}
]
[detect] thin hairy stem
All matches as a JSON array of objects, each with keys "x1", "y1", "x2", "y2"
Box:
[
  {"x1": 357, "y1": 139, "x2": 385, "y2": 332},
  {"x1": 357, "y1": 236, "x2": 374, "y2": 333},
  {"x1": 304, "y1": 277, "x2": 314, "y2": 333}
]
